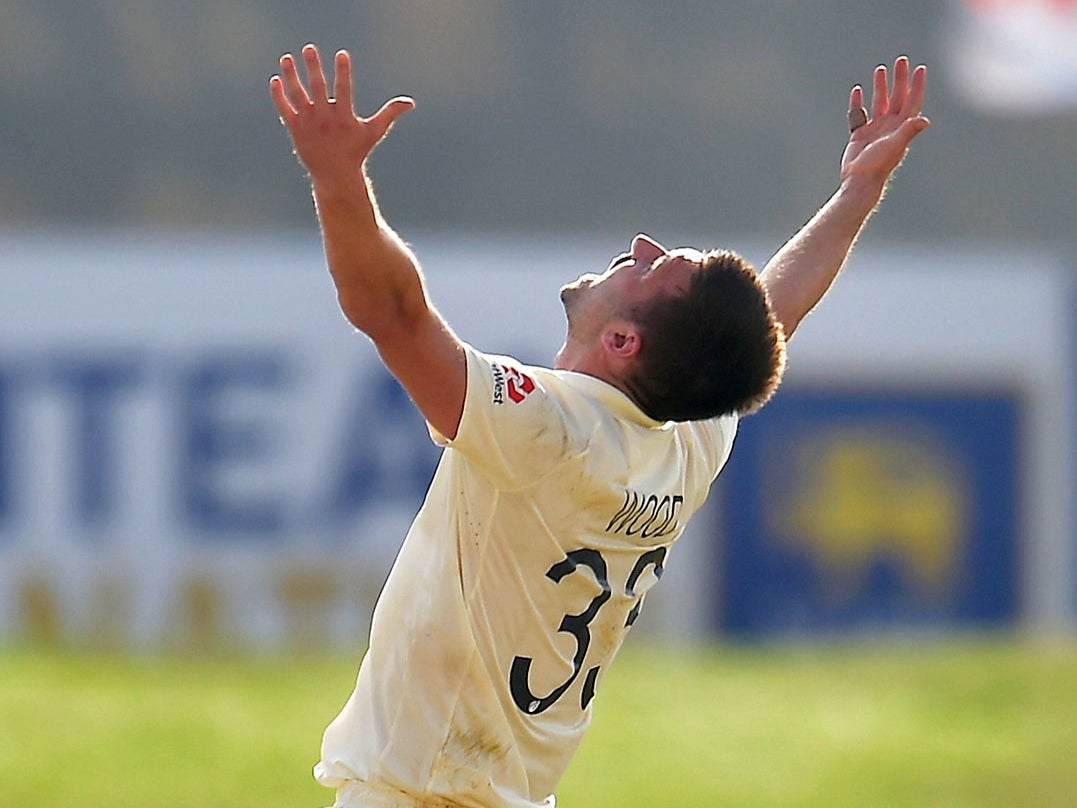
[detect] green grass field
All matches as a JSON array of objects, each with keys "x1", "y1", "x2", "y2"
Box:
[{"x1": 3, "y1": 637, "x2": 1077, "y2": 807}]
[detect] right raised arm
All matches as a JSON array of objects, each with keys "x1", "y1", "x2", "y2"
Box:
[
  {"x1": 760, "y1": 57, "x2": 930, "y2": 340},
  {"x1": 270, "y1": 45, "x2": 465, "y2": 438}
]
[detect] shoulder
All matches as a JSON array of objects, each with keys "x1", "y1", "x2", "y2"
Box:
[
  {"x1": 437, "y1": 347, "x2": 590, "y2": 489},
  {"x1": 674, "y1": 412, "x2": 740, "y2": 479}
]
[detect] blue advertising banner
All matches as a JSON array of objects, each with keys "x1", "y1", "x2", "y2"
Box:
[{"x1": 717, "y1": 388, "x2": 1021, "y2": 637}]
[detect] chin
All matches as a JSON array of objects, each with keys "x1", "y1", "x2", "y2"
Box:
[{"x1": 560, "y1": 276, "x2": 595, "y2": 305}]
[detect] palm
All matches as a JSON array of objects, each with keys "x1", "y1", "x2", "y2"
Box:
[
  {"x1": 839, "y1": 57, "x2": 929, "y2": 185},
  {"x1": 270, "y1": 45, "x2": 414, "y2": 181}
]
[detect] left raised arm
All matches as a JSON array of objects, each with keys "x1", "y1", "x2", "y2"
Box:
[
  {"x1": 760, "y1": 56, "x2": 930, "y2": 339},
  {"x1": 270, "y1": 45, "x2": 466, "y2": 440}
]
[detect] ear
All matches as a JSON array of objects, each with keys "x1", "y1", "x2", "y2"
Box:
[{"x1": 601, "y1": 324, "x2": 642, "y2": 360}]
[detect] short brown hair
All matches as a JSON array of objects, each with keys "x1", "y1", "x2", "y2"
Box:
[{"x1": 622, "y1": 249, "x2": 786, "y2": 421}]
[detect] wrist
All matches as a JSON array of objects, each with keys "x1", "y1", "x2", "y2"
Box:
[
  {"x1": 835, "y1": 172, "x2": 887, "y2": 212},
  {"x1": 310, "y1": 168, "x2": 369, "y2": 199}
]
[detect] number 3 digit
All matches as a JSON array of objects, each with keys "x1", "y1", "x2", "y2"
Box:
[{"x1": 509, "y1": 549, "x2": 611, "y2": 715}]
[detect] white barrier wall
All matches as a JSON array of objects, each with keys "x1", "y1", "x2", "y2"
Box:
[{"x1": 0, "y1": 232, "x2": 1072, "y2": 647}]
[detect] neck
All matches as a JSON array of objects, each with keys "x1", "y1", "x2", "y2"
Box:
[
  {"x1": 553, "y1": 337, "x2": 596, "y2": 374},
  {"x1": 554, "y1": 340, "x2": 635, "y2": 400}
]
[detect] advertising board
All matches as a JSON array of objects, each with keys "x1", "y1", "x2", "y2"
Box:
[
  {"x1": 718, "y1": 388, "x2": 1020, "y2": 636},
  {"x1": 1, "y1": 233, "x2": 1072, "y2": 646}
]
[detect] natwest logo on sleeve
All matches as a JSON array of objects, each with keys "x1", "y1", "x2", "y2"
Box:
[{"x1": 493, "y1": 364, "x2": 536, "y2": 405}]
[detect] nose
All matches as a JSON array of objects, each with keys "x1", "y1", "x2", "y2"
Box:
[{"x1": 631, "y1": 233, "x2": 667, "y2": 265}]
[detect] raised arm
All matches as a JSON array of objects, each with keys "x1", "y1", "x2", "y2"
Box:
[
  {"x1": 270, "y1": 44, "x2": 466, "y2": 438},
  {"x1": 760, "y1": 56, "x2": 930, "y2": 339}
]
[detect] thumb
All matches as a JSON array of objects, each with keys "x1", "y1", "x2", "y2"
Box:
[
  {"x1": 368, "y1": 96, "x2": 416, "y2": 140},
  {"x1": 897, "y1": 115, "x2": 931, "y2": 144}
]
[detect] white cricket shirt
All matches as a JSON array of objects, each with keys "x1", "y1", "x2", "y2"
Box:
[{"x1": 316, "y1": 344, "x2": 737, "y2": 807}]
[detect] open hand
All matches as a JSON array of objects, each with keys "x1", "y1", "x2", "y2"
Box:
[
  {"x1": 840, "y1": 56, "x2": 929, "y2": 188},
  {"x1": 270, "y1": 44, "x2": 414, "y2": 181}
]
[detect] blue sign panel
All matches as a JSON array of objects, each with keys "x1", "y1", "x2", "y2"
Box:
[{"x1": 716, "y1": 389, "x2": 1020, "y2": 637}]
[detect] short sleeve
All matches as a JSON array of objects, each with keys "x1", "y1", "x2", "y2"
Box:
[
  {"x1": 432, "y1": 345, "x2": 578, "y2": 490},
  {"x1": 679, "y1": 412, "x2": 739, "y2": 484}
]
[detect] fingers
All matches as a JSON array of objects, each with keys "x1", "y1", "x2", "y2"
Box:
[
  {"x1": 904, "y1": 64, "x2": 928, "y2": 118},
  {"x1": 889, "y1": 56, "x2": 910, "y2": 114},
  {"x1": 368, "y1": 96, "x2": 416, "y2": 140},
  {"x1": 272, "y1": 45, "x2": 335, "y2": 112},
  {"x1": 269, "y1": 75, "x2": 296, "y2": 121},
  {"x1": 302, "y1": 44, "x2": 330, "y2": 104},
  {"x1": 270, "y1": 43, "x2": 415, "y2": 150},
  {"x1": 848, "y1": 85, "x2": 868, "y2": 132},
  {"x1": 334, "y1": 50, "x2": 355, "y2": 119},
  {"x1": 900, "y1": 116, "x2": 931, "y2": 141},
  {"x1": 871, "y1": 64, "x2": 889, "y2": 118},
  {"x1": 856, "y1": 57, "x2": 927, "y2": 129},
  {"x1": 272, "y1": 45, "x2": 361, "y2": 117},
  {"x1": 276, "y1": 52, "x2": 312, "y2": 111},
  {"x1": 849, "y1": 84, "x2": 864, "y2": 111}
]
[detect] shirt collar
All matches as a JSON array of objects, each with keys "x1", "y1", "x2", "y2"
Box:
[{"x1": 555, "y1": 370, "x2": 665, "y2": 429}]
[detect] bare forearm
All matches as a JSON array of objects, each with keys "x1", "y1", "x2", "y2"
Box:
[
  {"x1": 272, "y1": 45, "x2": 466, "y2": 439},
  {"x1": 311, "y1": 171, "x2": 429, "y2": 340},
  {"x1": 759, "y1": 57, "x2": 929, "y2": 340},
  {"x1": 760, "y1": 175, "x2": 885, "y2": 338}
]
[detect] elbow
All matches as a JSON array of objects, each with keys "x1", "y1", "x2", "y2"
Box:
[
  {"x1": 778, "y1": 313, "x2": 801, "y2": 341},
  {"x1": 768, "y1": 300, "x2": 803, "y2": 342}
]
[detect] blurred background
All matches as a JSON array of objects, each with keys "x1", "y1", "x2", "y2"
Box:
[
  {"x1": 2, "y1": 0, "x2": 1075, "y2": 241},
  {"x1": 1, "y1": 0, "x2": 1076, "y2": 652}
]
